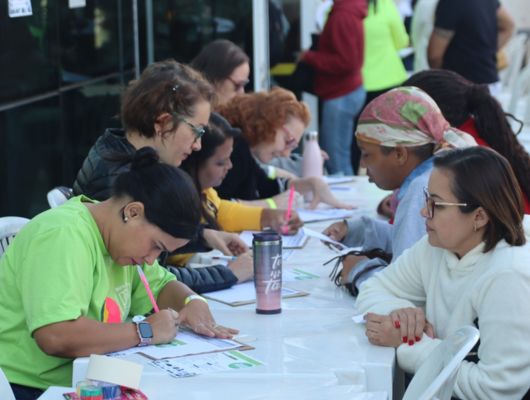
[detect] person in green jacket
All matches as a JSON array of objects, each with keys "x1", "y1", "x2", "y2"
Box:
[{"x1": 0, "y1": 148, "x2": 237, "y2": 399}]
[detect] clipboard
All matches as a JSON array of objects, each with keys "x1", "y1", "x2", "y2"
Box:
[{"x1": 203, "y1": 281, "x2": 309, "y2": 307}]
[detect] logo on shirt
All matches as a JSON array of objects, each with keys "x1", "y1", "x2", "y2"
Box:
[{"x1": 101, "y1": 297, "x2": 121, "y2": 323}]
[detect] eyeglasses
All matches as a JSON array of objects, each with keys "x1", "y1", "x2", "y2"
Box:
[
  {"x1": 423, "y1": 187, "x2": 475, "y2": 219},
  {"x1": 173, "y1": 114, "x2": 205, "y2": 142},
  {"x1": 227, "y1": 76, "x2": 249, "y2": 91}
]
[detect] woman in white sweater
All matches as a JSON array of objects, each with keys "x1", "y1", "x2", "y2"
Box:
[{"x1": 356, "y1": 146, "x2": 530, "y2": 399}]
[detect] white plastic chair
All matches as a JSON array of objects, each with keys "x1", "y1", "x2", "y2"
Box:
[
  {"x1": 403, "y1": 326, "x2": 480, "y2": 400},
  {"x1": 0, "y1": 367, "x2": 15, "y2": 400},
  {"x1": 507, "y1": 62, "x2": 530, "y2": 119},
  {"x1": 0, "y1": 216, "x2": 29, "y2": 257},
  {"x1": 500, "y1": 33, "x2": 528, "y2": 92},
  {"x1": 47, "y1": 186, "x2": 73, "y2": 208}
]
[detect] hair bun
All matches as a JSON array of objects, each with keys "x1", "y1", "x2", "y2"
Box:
[{"x1": 130, "y1": 147, "x2": 160, "y2": 170}]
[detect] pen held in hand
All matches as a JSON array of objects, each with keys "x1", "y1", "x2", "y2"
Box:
[
  {"x1": 281, "y1": 185, "x2": 296, "y2": 234},
  {"x1": 136, "y1": 264, "x2": 160, "y2": 313}
]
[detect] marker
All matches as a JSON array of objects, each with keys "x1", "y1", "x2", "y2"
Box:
[
  {"x1": 211, "y1": 255, "x2": 237, "y2": 261},
  {"x1": 281, "y1": 185, "x2": 296, "y2": 234},
  {"x1": 136, "y1": 264, "x2": 160, "y2": 313}
]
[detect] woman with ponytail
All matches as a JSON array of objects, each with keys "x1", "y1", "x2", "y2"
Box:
[
  {"x1": 0, "y1": 148, "x2": 237, "y2": 399},
  {"x1": 404, "y1": 69, "x2": 530, "y2": 213}
]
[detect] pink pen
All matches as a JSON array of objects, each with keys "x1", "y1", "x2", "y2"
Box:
[
  {"x1": 136, "y1": 264, "x2": 160, "y2": 313},
  {"x1": 281, "y1": 185, "x2": 296, "y2": 235}
]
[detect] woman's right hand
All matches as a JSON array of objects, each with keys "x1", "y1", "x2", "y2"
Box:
[
  {"x1": 260, "y1": 208, "x2": 304, "y2": 234},
  {"x1": 322, "y1": 220, "x2": 348, "y2": 242},
  {"x1": 228, "y1": 252, "x2": 253, "y2": 283},
  {"x1": 146, "y1": 308, "x2": 180, "y2": 344}
]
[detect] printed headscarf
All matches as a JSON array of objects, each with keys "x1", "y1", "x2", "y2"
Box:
[{"x1": 355, "y1": 86, "x2": 476, "y2": 149}]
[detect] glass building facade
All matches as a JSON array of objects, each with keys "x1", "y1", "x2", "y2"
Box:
[{"x1": 0, "y1": 0, "x2": 259, "y2": 217}]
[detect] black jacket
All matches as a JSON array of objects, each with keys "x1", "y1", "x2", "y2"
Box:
[{"x1": 73, "y1": 128, "x2": 239, "y2": 293}]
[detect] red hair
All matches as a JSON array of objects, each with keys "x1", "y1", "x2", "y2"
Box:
[{"x1": 217, "y1": 87, "x2": 310, "y2": 146}]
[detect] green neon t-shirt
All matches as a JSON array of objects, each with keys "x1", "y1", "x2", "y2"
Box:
[{"x1": 0, "y1": 196, "x2": 176, "y2": 389}]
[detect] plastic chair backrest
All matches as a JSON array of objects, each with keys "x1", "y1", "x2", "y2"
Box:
[
  {"x1": 0, "y1": 216, "x2": 29, "y2": 258},
  {"x1": 507, "y1": 62, "x2": 530, "y2": 116},
  {"x1": 47, "y1": 186, "x2": 73, "y2": 208},
  {"x1": 500, "y1": 33, "x2": 528, "y2": 91},
  {"x1": 403, "y1": 326, "x2": 480, "y2": 400},
  {"x1": 0, "y1": 367, "x2": 15, "y2": 400}
]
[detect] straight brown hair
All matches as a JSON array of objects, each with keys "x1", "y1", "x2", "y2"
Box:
[{"x1": 434, "y1": 147, "x2": 525, "y2": 252}]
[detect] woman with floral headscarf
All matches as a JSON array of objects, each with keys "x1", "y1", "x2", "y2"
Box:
[{"x1": 322, "y1": 86, "x2": 475, "y2": 294}]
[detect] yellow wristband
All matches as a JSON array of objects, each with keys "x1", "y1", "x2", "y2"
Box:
[
  {"x1": 265, "y1": 198, "x2": 277, "y2": 209},
  {"x1": 184, "y1": 294, "x2": 208, "y2": 306}
]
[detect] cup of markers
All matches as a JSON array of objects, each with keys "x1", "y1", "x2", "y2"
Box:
[{"x1": 68, "y1": 380, "x2": 123, "y2": 400}]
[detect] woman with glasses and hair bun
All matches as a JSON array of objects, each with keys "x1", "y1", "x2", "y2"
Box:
[
  {"x1": 404, "y1": 69, "x2": 530, "y2": 213},
  {"x1": 216, "y1": 87, "x2": 353, "y2": 210},
  {"x1": 190, "y1": 39, "x2": 250, "y2": 107},
  {"x1": 74, "y1": 59, "x2": 212, "y2": 201},
  {"x1": 73, "y1": 59, "x2": 249, "y2": 295},
  {"x1": 0, "y1": 147, "x2": 237, "y2": 400},
  {"x1": 356, "y1": 146, "x2": 530, "y2": 399}
]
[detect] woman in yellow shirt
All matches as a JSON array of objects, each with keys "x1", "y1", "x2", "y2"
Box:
[{"x1": 168, "y1": 113, "x2": 303, "y2": 272}]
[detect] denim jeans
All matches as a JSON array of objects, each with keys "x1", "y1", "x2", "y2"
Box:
[{"x1": 320, "y1": 86, "x2": 366, "y2": 175}]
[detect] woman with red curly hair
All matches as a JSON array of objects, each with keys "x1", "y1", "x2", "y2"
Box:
[{"x1": 216, "y1": 88, "x2": 352, "y2": 210}]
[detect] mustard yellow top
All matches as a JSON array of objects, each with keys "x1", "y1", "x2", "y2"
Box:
[{"x1": 167, "y1": 188, "x2": 263, "y2": 265}]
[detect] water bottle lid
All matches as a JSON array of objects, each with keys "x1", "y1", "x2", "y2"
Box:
[
  {"x1": 305, "y1": 131, "x2": 318, "y2": 140},
  {"x1": 252, "y1": 231, "x2": 281, "y2": 245}
]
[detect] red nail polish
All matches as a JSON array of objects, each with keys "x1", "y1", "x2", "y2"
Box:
[
  {"x1": 416, "y1": 336, "x2": 421, "y2": 342},
  {"x1": 394, "y1": 320, "x2": 401, "y2": 329},
  {"x1": 402, "y1": 336, "x2": 407, "y2": 343},
  {"x1": 408, "y1": 339, "x2": 414, "y2": 346}
]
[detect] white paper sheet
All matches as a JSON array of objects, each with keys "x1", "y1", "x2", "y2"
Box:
[
  {"x1": 151, "y1": 350, "x2": 263, "y2": 378},
  {"x1": 239, "y1": 229, "x2": 308, "y2": 249},
  {"x1": 322, "y1": 176, "x2": 356, "y2": 185},
  {"x1": 108, "y1": 330, "x2": 241, "y2": 360},
  {"x1": 303, "y1": 227, "x2": 349, "y2": 251},
  {"x1": 203, "y1": 281, "x2": 307, "y2": 306},
  {"x1": 297, "y1": 209, "x2": 356, "y2": 223},
  {"x1": 282, "y1": 268, "x2": 320, "y2": 282}
]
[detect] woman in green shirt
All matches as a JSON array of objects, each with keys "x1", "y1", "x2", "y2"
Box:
[{"x1": 0, "y1": 148, "x2": 237, "y2": 399}]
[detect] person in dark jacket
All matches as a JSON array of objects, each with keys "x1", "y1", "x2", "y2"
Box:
[
  {"x1": 73, "y1": 60, "x2": 247, "y2": 294},
  {"x1": 301, "y1": 0, "x2": 367, "y2": 175}
]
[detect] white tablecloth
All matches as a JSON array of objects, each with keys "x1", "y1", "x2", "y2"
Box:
[{"x1": 63, "y1": 177, "x2": 395, "y2": 400}]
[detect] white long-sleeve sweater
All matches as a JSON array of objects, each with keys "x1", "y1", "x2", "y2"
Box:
[{"x1": 356, "y1": 236, "x2": 530, "y2": 400}]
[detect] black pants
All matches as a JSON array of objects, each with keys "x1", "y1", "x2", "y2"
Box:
[{"x1": 10, "y1": 383, "x2": 44, "y2": 400}]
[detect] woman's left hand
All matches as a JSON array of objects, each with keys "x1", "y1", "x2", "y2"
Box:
[
  {"x1": 177, "y1": 298, "x2": 239, "y2": 339},
  {"x1": 296, "y1": 177, "x2": 355, "y2": 210},
  {"x1": 389, "y1": 307, "x2": 426, "y2": 346},
  {"x1": 203, "y1": 229, "x2": 248, "y2": 256},
  {"x1": 364, "y1": 313, "x2": 403, "y2": 348}
]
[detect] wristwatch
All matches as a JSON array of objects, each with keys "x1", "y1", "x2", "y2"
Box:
[{"x1": 132, "y1": 315, "x2": 153, "y2": 346}]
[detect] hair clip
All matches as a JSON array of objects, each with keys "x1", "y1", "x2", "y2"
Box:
[{"x1": 171, "y1": 85, "x2": 179, "y2": 92}]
